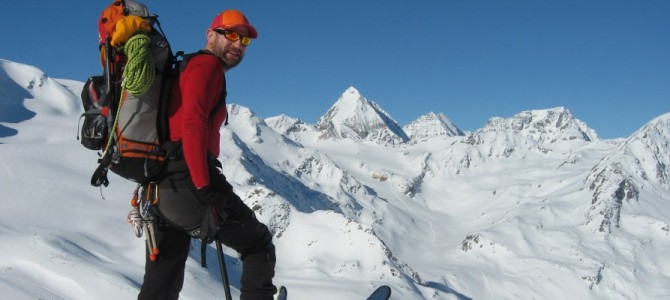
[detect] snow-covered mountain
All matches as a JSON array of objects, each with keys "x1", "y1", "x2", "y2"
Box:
[
  {"x1": 481, "y1": 107, "x2": 599, "y2": 143},
  {"x1": 1, "y1": 58, "x2": 670, "y2": 300},
  {"x1": 585, "y1": 113, "x2": 670, "y2": 234},
  {"x1": 315, "y1": 87, "x2": 410, "y2": 145},
  {"x1": 403, "y1": 112, "x2": 464, "y2": 141}
]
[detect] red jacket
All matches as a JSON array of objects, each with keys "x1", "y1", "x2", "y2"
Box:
[{"x1": 168, "y1": 54, "x2": 228, "y2": 188}]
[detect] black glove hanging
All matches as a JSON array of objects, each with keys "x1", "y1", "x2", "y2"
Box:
[
  {"x1": 194, "y1": 184, "x2": 225, "y2": 206},
  {"x1": 194, "y1": 168, "x2": 234, "y2": 218}
]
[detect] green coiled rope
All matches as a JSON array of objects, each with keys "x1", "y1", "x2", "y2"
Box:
[{"x1": 122, "y1": 33, "x2": 154, "y2": 95}]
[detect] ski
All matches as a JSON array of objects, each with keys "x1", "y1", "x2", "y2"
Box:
[
  {"x1": 276, "y1": 285, "x2": 390, "y2": 300},
  {"x1": 366, "y1": 285, "x2": 392, "y2": 300}
]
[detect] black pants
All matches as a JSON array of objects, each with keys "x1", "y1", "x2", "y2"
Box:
[{"x1": 138, "y1": 167, "x2": 276, "y2": 300}]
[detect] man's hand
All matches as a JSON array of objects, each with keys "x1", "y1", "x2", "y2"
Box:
[
  {"x1": 194, "y1": 174, "x2": 234, "y2": 208},
  {"x1": 194, "y1": 184, "x2": 224, "y2": 206}
]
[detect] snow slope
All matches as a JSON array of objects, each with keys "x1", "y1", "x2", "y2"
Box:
[{"x1": 1, "y1": 58, "x2": 669, "y2": 299}]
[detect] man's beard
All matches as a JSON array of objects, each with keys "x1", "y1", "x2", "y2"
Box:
[{"x1": 214, "y1": 47, "x2": 244, "y2": 70}]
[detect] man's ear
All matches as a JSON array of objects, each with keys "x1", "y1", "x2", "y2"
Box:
[{"x1": 205, "y1": 29, "x2": 217, "y2": 48}]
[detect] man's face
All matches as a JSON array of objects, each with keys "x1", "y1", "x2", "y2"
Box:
[{"x1": 208, "y1": 27, "x2": 251, "y2": 70}]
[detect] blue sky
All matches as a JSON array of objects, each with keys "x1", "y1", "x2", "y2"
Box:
[{"x1": 2, "y1": 0, "x2": 669, "y2": 139}]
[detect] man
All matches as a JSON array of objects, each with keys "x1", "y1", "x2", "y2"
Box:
[{"x1": 138, "y1": 10, "x2": 277, "y2": 300}]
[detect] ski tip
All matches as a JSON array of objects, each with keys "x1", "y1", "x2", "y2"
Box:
[
  {"x1": 275, "y1": 285, "x2": 287, "y2": 300},
  {"x1": 366, "y1": 285, "x2": 391, "y2": 300}
]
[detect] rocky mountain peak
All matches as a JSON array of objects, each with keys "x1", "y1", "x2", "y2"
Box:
[
  {"x1": 315, "y1": 87, "x2": 409, "y2": 145},
  {"x1": 480, "y1": 107, "x2": 599, "y2": 143},
  {"x1": 403, "y1": 112, "x2": 464, "y2": 141}
]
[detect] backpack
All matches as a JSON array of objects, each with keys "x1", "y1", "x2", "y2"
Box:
[
  {"x1": 79, "y1": 0, "x2": 178, "y2": 187},
  {"x1": 80, "y1": 1, "x2": 229, "y2": 261}
]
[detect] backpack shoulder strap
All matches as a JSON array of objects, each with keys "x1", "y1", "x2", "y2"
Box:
[
  {"x1": 175, "y1": 50, "x2": 228, "y2": 125},
  {"x1": 176, "y1": 49, "x2": 218, "y2": 70}
]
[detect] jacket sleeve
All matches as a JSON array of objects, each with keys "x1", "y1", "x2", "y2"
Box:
[{"x1": 178, "y1": 55, "x2": 225, "y2": 188}]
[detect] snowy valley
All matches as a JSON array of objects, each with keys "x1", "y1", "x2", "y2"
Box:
[{"x1": 1, "y1": 58, "x2": 669, "y2": 299}]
